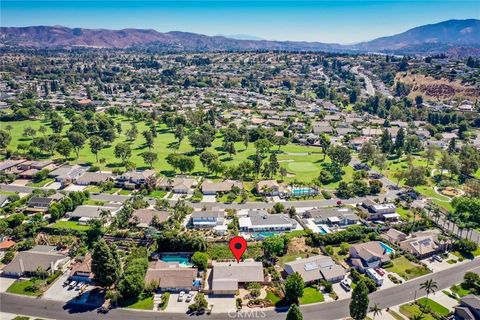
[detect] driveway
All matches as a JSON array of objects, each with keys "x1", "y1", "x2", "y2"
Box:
[
  {"x1": 202, "y1": 195, "x2": 217, "y2": 203},
  {"x1": 207, "y1": 294, "x2": 236, "y2": 314},
  {"x1": 0, "y1": 277, "x2": 16, "y2": 293},
  {"x1": 43, "y1": 273, "x2": 94, "y2": 302},
  {"x1": 164, "y1": 292, "x2": 194, "y2": 313},
  {"x1": 422, "y1": 254, "x2": 460, "y2": 273},
  {"x1": 63, "y1": 184, "x2": 86, "y2": 192}
]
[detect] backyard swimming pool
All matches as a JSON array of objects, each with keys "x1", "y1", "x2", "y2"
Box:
[
  {"x1": 251, "y1": 231, "x2": 278, "y2": 239},
  {"x1": 379, "y1": 241, "x2": 395, "y2": 254},
  {"x1": 160, "y1": 255, "x2": 192, "y2": 266},
  {"x1": 291, "y1": 187, "x2": 316, "y2": 197}
]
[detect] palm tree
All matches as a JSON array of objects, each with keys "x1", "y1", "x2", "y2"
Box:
[
  {"x1": 412, "y1": 314, "x2": 425, "y2": 320},
  {"x1": 369, "y1": 303, "x2": 382, "y2": 320},
  {"x1": 99, "y1": 209, "x2": 112, "y2": 225},
  {"x1": 420, "y1": 279, "x2": 438, "y2": 309}
]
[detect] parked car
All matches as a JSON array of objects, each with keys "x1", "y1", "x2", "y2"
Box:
[
  {"x1": 353, "y1": 163, "x2": 370, "y2": 171},
  {"x1": 375, "y1": 268, "x2": 385, "y2": 276},
  {"x1": 369, "y1": 172, "x2": 383, "y2": 179},
  {"x1": 432, "y1": 255, "x2": 443, "y2": 262},
  {"x1": 68, "y1": 281, "x2": 77, "y2": 290},
  {"x1": 63, "y1": 280, "x2": 70, "y2": 287},
  {"x1": 185, "y1": 293, "x2": 193, "y2": 302},
  {"x1": 340, "y1": 279, "x2": 351, "y2": 292},
  {"x1": 178, "y1": 291, "x2": 185, "y2": 302},
  {"x1": 75, "y1": 282, "x2": 84, "y2": 290}
]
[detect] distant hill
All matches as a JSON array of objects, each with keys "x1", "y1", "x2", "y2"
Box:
[
  {"x1": 217, "y1": 34, "x2": 265, "y2": 41},
  {"x1": 1, "y1": 19, "x2": 479, "y2": 56}
]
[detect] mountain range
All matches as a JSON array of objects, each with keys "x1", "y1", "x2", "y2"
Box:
[{"x1": 1, "y1": 19, "x2": 479, "y2": 56}]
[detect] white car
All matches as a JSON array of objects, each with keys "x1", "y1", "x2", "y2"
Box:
[
  {"x1": 432, "y1": 255, "x2": 443, "y2": 262},
  {"x1": 75, "y1": 282, "x2": 84, "y2": 290},
  {"x1": 185, "y1": 293, "x2": 193, "y2": 302},
  {"x1": 340, "y1": 279, "x2": 351, "y2": 292},
  {"x1": 178, "y1": 291, "x2": 185, "y2": 302},
  {"x1": 68, "y1": 281, "x2": 77, "y2": 290}
]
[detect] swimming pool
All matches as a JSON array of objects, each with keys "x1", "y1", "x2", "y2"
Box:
[
  {"x1": 379, "y1": 242, "x2": 394, "y2": 254},
  {"x1": 291, "y1": 187, "x2": 316, "y2": 197},
  {"x1": 251, "y1": 232, "x2": 278, "y2": 239},
  {"x1": 161, "y1": 255, "x2": 192, "y2": 266}
]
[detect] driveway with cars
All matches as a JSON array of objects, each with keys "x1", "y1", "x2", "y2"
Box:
[
  {"x1": 43, "y1": 273, "x2": 92, "y2": 302},
  {"x1": 164, "y1": 292, "x2": 195, "y2": 313}
]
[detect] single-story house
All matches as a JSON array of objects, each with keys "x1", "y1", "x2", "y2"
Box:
[
  {"x1": 145, "y1": 260, "x2": 198, "y2": 292},
  {"x1": 116, "y1": 169, "x2": 156, "y2": 189},
  {"x1": 130, "y1": 208, "x2": 170, "y2": 228},
  {"x1": 304, "y1": 208, "x2": 359, "y2": 227},
  {"x1": 49, "y1": 165, "x2": 86, "y2": 184},
  {"x1": 75, "y1": 172, "x2": 113, "y2": 185},
  {"x1": 239, "y1": 210, "x2": 297, "y2": 233},
  {"x1": 26, "y1": 194, "x2": 63, "y2": 212},
  {"x1": 284, "y1": 255, "x2": 345, "y2": 283},
  {"x1": 3, "y1": 245, "x2": 70, "y2": 277},
  {"x1": 382, "y1": 228, "x2": 407, "y2": 244},
  {"x1": 454, "y1": 294, "x2": 480, "y2": 320},
  {"x1": 0, "y1": 238, "x2": 16, "y2": 252},
  {"x1": 256, "y1": 180, "x2": 287, "y2": 196},
  {"x1": 67, "y1": 204, "x2": 121, "y2": 222},
  {"x1": 210, "y1": 261, "x2": 264, "y2": 295},
  {"x1": 201, "y1": 180, "x2": 243, "y2": 195},
  {"x1": 349, "y1": 241, "x2": 391, "y2": 272},
  {"x1": 157, "y1": 177, "x2": 197, "y2": 194}
]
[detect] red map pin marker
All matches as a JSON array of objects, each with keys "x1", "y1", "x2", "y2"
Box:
[{"x1": 229, "y1": 236, "x2": 247, "y2": 263}]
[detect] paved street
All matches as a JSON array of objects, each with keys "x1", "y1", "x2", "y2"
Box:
[{"x1": 1, "y1": 258, "x2": 478, "y2": 320}]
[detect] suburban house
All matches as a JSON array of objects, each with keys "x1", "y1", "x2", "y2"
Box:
[
  {"x1": 191, "y1": 209, "x2": 225, "y2": 229},
  {"x1": 399, "y1": 235, "x2": 439, "y2": 259},
  {"x1": 382, "y1": 228, "x2": 407, "y2": 244},
  {"x1": 284, "y1": 255, "x2": 345, "y2": 283},
  {"x1": 115, "y1": 169, "x2": 156, "y2": 189},
  {"x1": 349, "y1": 241, "x2": 391, "y2": 272},
  {"x1": 157, "y1": 176, "x2": 197, "y2": 194},
  {"x1": 75, "y1": 172, "x2": 113, "y2": 185},
  {"x1": 454, "y1": 294, "x2": 480, "y2": 320},
  {"x1": 0, "y1": 238, "x2": 16, "y2": 253},
  {"x1": 303, "y1": 207, "x2": 360, "y2": 227},
  {"x1": 130, "y1": 208, "x2": 170, "y2": 228},
  {"x1": 69, "y1": 253, "x2": 94, "y2": 284},
  {"x1": 144, "y1": 260, "x2": 199, "y2": 292},
  {"x1": 361, "y1": 200, "x2": 399, "y2": 221},
  {"x1": 49, "y1": 165, "x2": 86, "y2": 185},
  {"x1": 210, "y1": 261, "x2": 264, "y2": 295},
  {"x1": 3, "y1": 245, "x2": 70, "y2": 277},
  {"x1": 256, "y1": 180, "x2": 287, "y2": 196},
  {"x1": 26, "y1": 194, "x2": 64, "y2": 212},
  {"x1": 0, "y1": 194, "x2": 10, "y2": 208},
  {"x1": 201, "y1": 180, "x2": 243, "y2": 195},
  {"x1": 67, "y1": 204, "x2": 122, "y2": 223},
  {"x1": 239, "y1": 210, "x2": 297, "y2": 233}
]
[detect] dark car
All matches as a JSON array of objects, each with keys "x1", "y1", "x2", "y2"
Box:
[{"x1": 353, "y1": 163, "x2": 370, "y2": 171}]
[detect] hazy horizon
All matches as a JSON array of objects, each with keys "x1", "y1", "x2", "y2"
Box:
[{"x1": 2, "y1": 0, "x2": 479, "y2": 44}]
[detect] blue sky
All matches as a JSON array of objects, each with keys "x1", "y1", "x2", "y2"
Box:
[{"x1": 2, "y1": 0, "x2": 479, "y2": 43}]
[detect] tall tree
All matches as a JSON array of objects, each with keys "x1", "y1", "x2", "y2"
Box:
[
  {"x1": 284, "y1": 272, "x2": 305, "y2": 303},
  {"x1": 67, "y1": 131, "x2": 86, "y2": 158},
  {"x1": 114, "y1": 142, "x2": 132, "y2": 165},
  {"x1": 91, "y1": 239, "x2": 121, "y2": 288},
  {"x1": 350, "y1": 280, "x2": 369, "y2": 320},
  {"x1": 89, "y1": 136, "x2": 105, "y2": 162},
  {"x1": 142, "y1": 151, "x2": 158, "y2": 169},
  {"x1": 369, "y1": 303, "x2": 382, "y2": 320},
  {"x1": 419, "y1": 279, "x2": 438, "y2": 308},
  {"x1": 56, "y1": 139, "x2": 73, "y2": 160}
]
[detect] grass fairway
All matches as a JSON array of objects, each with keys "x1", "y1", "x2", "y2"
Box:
[
  {"x1": 385, "y1": 256, "x2": 430, "y2": 280},
  {"x1": 299, "y1": 287, "x2": 324, "y2": 304},
  {"x1": 287, "y1": 162, "x2": 318, "y2": 172}
]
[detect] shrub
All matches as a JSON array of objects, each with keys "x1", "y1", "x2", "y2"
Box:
[{"x1": 321, "y1": 190, "x2": 332, "y2": 199}]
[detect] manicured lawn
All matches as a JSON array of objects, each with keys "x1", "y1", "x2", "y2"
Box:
[
  {"x1": 385, "y1": 256, "x2": 430, "y2": 280},
  {"x1": 118, "y1": 189, "x2": 132, "y2": 195},
  {"x1": 396, "y1": 207, "x2": 412, "y2": 221},
  {"x1": 451, "y1": 284, "x2": 471, "y2": 297},
  {"x1": 266, "y1": 291, "x2": 281, "y2": 305},
  {"x1": 299, "y1": 287, "x2": 324, "y2": 305},
  {"x1": 417, "y1": 298, "x2": 449, "y2": 316},
  {"x1": 6, "y1": 279, "x2": 43, "y2": 296},
  {"x1": 277, "y1": 253, "x2": 307, "y2": 267},
  {"x1": 27, "y1": 178, "x2": 54, "y2": 187},
  {"x1": 287, "y1": 162, "x2": 318, "y2": 172},
  {"x1": 119, "y1": 295, "x2": 153, "y2": 310},
  {"x1": 50, "y1": 220, "x2": 91, "y2": 231},
  {"x1": 84, "y1": 199, "x2": 106, "y2": 206},
  {"x1": 400, "y1": 303, "x2": 435, "y2": 320},
  {"x1": 148, "y1": 190, "x2": 167, "y2": 199}
]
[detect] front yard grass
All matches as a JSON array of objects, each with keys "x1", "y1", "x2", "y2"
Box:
[
  {"x1": 417, "y1": 298, "x2": 449, "y2": 317},
  {"x1": 299, "y1": 287, "x2": 324, "y2": 305},
  {"x1": 6, "y1": 279, "x2": 43, "y2": 296},
  {"x1": 148, "y1": 190, "x2": 167, "y2": 199},
  {"x1": 118, "y1": 189, "x2": 133, "y2": 195},
  {"x1": 119, "y1": 294, "x2": 153, "y2": 310},
  {"x1": 385, "y1": 256, "x2": 430, "y2": 280},
  {"x1": 451, "y1": 284, "x2": 471, "y2": 297},
  {"x1": 27, "y1": 178, "x2": 54, "y2": 187},
  {"x1": 400, "y1": 303, "x2": 435, "y2": 320}
]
